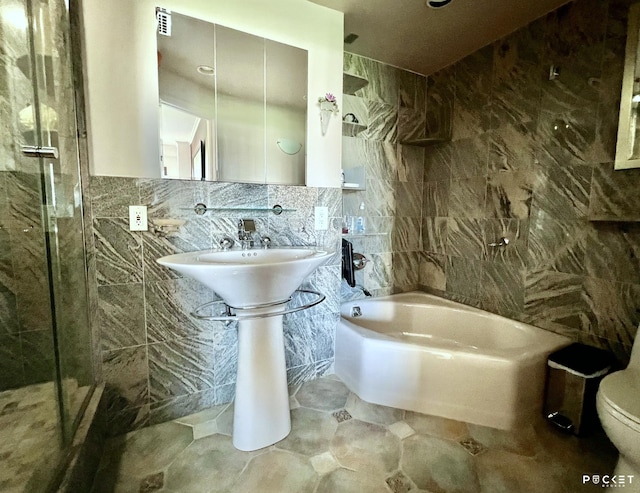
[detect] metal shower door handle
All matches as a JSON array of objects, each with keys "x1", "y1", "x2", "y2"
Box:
[{"x1": 21, "y1": 146, "x2": 59, "y2": 160}]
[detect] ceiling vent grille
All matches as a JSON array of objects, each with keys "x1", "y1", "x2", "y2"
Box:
[{"x1": 156, "y1": 9, "x2": 172, "y2": 36}]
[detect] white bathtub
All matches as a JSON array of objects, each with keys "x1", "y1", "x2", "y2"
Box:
[{"x1": 335, "y1": 292, "x2": 570, "y2": 430}]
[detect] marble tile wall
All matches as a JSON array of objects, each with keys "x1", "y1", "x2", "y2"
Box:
[
  {"x1": 89, "y1": 177, "x2": 341, "y2": 435},
  {"x1": 342, "y1": 53, "x2": 427, "y2": 300},
  {"x1": 420, "y1": 0, "x2": 640, "y2": 364}
]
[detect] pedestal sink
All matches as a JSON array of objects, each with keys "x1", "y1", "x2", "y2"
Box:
[{"x1": 157, "y1": 247, "x2": 332, "y2": 451}]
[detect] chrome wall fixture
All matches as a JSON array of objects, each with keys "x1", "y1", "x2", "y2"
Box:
[
  {"x1": 488, "y1": 237, "x2": 510, "y2": 248},
  {"x1": 192, "y1": 203, "x2": 286, "y2": 215},
  {"x1": 352, "y1": 252, "x2": 368, "y2": 270}
]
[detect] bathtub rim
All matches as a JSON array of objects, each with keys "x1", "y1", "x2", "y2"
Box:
[{"x1": 339, "y1": 291, "x2": 571, "y2": 362}]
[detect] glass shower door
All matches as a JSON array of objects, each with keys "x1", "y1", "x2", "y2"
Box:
[
  {"x1": 28, "y1": 0, "x2": 94, "y2": 442},
  {"x1": 0, "y1": 0, "x2": 93, "y2": 490},
  {"x1": 0, "y1": 0, "x2": 66, "y2": 490}
]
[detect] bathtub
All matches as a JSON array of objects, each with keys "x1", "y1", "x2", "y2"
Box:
[{"x1": 335, "y1": 292, "x2": 570, "y2": 430}]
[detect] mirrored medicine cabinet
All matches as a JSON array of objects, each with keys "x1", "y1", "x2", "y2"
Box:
[{"x1": 156, "y1": 8, "x2": 308, "y2": 184}]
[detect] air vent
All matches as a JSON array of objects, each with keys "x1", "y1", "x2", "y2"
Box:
[
  {"x1": 344, "y1": 33, "x2": 359, "y2": 44},
  {"x1": 156, "y1": 9, "x2": 172, "y2": 36}
]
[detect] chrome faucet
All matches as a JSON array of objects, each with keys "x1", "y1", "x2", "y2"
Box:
[
  {"x1": 238, "y1": 219, "x2": 256, "y2": 249},
  {"x1": 260, "y1": 235, "x2": 272, "y2": 249}
]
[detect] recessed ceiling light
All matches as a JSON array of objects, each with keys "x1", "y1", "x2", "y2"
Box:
[
  {"x1": 196, "y1": 65, "x2": 215, "y2": 76},
  {"x1": 426, "y1": 0, "x2": 453, "y2": 8}
]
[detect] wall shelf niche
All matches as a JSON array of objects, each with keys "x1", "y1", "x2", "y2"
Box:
[
  {"x1": 588, "y1": 216, "x2": 640, "y2": 223},
  {"x1": 343, "y1": 72, "x2": 369, "y2": 95},
  {"x1": 400, "y1": 137, "x2": 449, "y2": 147},
  {"x1": 341, "y1": 232, "x2": 388, "y2": 238},
  {"x1": 342, "y1": 121, "x2": 368, "y2": 137},
  {"x1": 341, "y1": 183, "x2": 365, "y2": 191},
  {"x1": 341, "y1": 164, "x2": 365, "y2": 191}
]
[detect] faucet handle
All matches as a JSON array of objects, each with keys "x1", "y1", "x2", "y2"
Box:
[
  {"x1": 219, "y1": 236, "x2": 235, "y2": 250},
  {"x1": 261, "y1": 236, "x2": 272, "y2": 249}
]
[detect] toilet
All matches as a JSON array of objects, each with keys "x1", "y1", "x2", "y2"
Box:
[{"x1": 596, "y1": 326, "x2": 640, "y2": 487}]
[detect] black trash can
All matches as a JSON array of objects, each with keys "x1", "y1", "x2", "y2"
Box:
[{"x1": 543, "y1": 343, "x2": 613, "y2": 435}]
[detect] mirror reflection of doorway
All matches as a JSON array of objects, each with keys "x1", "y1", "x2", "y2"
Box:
[
  {"x1": 192, "y1": 140, "x2": 206, "y2": 180},
  {"x1": 159, "y1": 103, "x2": 214, "y2": 180}
]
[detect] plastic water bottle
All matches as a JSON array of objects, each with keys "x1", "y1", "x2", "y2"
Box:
[{"x1": 356, "y1": 202, "x2": 366, "y2": 234}]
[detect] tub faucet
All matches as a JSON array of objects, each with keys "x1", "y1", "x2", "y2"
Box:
[
  {"x1": 488, "y1": 237, "x2": 510, "y2": 248},
  {"x1": 238, "y1": 219, "x2": 256, "y2": 249}
]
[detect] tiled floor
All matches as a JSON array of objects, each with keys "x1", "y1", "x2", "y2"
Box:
[
  {"x1": 91, "y1": 375, "x2": 618, "y2": 493},
  {"x1": 0, "y1": 380, "x2": 91, "y2": 493},
  {"x1": 0, "y1": 382, "x2": 64, "y2": 493}
]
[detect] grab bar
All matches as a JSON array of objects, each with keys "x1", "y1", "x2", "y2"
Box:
[{"x1": 191, "y1": 289, "x2": 325, "y2": 321}]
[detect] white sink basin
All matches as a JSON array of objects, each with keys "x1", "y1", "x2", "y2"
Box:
[
  {"x1": 157, "y1": 246, "x2": 333, "y2": 451},
  {"x1": 157, "y1": 247, "x2": 332, "y2": 308}
]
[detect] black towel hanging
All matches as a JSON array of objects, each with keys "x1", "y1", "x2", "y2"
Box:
[{"x1": 342, "y1": 238, "x2": 356, "y2": 287}]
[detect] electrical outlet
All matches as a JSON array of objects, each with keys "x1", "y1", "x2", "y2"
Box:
[
  {"x1": 129, "y1": 205, "x2": 148, "y2": 231},
  {"x1": 314, "y1": 206, "x2": 328, "y2": 231}
]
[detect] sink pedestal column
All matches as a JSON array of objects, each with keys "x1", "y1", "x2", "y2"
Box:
[{"x1": 233, "y1": 306, "x2": 290, "y2": 451}]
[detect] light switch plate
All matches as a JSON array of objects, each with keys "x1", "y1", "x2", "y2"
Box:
[
  {"x1": 129, "y1": 205, "x2": 148, "y2": 231},
  {"x1": 314, "y1": 206, "x2": 329, "y2": 230}
]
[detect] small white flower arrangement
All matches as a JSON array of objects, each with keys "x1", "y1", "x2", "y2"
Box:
[{"x1": 318, "y1": 93, "x2": 339, "y2": 113}]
